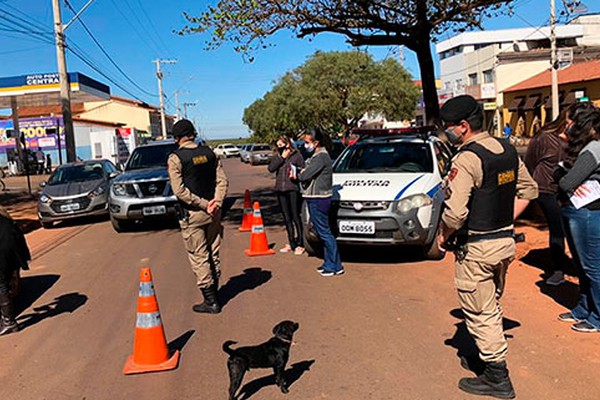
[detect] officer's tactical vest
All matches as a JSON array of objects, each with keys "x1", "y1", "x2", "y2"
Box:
[
  {"x1": 172, "y1": 145, "x2": 217, "y2": 208},
  {"x1": 462, "y1": 138, "x2": 518, "y2": 231}
]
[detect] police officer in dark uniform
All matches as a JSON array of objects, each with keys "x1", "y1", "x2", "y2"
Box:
[
  {"x1": 437, "y1": 96, "x2": 538, "y2": 399},
  {"x1": 167, "y1": 120, "x2": 229, "y2": 314}
]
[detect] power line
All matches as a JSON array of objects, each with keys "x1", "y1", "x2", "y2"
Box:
[
  {"x1": 63, "y1": 0, "x2": 157, "y2": 98},
  {"x1": 131, "y1": 0, "x2": 170, "y2": 54}
]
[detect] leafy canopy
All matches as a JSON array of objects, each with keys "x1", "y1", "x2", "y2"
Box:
[{"x1": 242, "y1": 50, "x2": 420, "y2": 141}]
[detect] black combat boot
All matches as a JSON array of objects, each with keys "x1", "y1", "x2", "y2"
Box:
[
  {"x1": 192, "y1": 285, "x2": 221, "y2": 314},
  {"x1": 459, "y1": 361, "x2": 516, "y2": 399},
  {"x1": 0, "y1": 292, "x2": 19, "y2": 336}
]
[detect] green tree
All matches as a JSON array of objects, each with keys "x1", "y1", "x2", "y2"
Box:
[
  {"x1": 180, "y1": 0, "x2": 513, "y2": 123},
  {"x1": 242, "y1": 50, "x2": 420, "y2": 141}
]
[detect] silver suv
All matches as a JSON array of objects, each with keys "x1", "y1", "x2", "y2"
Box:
[{"x1": 108, "y1": 140, "x2": 179, "y2": 232}]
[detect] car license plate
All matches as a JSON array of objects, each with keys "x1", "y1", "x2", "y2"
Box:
[
  {"x1": 142, "y1": 205, "x2": 166, "y2": 216},
  {"x1": 338, "y1": 220, "x2": 375, "y2": 235},
  {"x1": 60, "y1": 203, "x2": 80, "y2": 212}
]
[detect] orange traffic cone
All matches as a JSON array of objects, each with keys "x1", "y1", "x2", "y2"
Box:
[
  {"x1": 238, "y1": 189, "x2": 253, "y2": 232},
  {"x1": 244, "y1": 202, "x2": 275, "y2": 257},
  {"x1": 123, "y1": 268, "x2": 180, "y2": 375}
]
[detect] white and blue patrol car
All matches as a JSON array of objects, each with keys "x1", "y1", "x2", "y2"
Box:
[{"x1": 303, "y1": 129, "x2": 453, "y2": 259}]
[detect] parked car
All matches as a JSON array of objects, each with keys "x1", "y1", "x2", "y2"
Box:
[
  {"x1": 108, "y1": 140, "x2": 179, "y2": 232},
  {"x1": 213, "y1": 143, "x2": 240, "y2": 158},
  {"x1": 239, "y1": 144, "x2": 253, "y2": 163},
  {"x1": 37, "y1": 159, "x2": 120, "y2": 228},
  {"x1": 248, "y1": 144, "x2": 273, "y2": 165},
  {"x1": 302, "y1": 130, "x2": 452, "y2": 260}
]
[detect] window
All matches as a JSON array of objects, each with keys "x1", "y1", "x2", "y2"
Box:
[
  {"x1": 334, "y1": 142, "x2": 433, "y2": 174},
  {"x1": 94, "y1": 143, "x2": 103, "y2": 158},
  {"x1": 468, "y1": 73, "x2": 479, "y2": 86},
  {"x1": 483, "y1": 69, "x2": 494, "y2": 84}
]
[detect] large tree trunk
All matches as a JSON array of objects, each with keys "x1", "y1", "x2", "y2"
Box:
[{"x1": 414, "y1": 37, "x2": 440, "y2": 126}]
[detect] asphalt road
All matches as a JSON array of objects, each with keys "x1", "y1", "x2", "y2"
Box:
[{"x1": 1, "y1": 158, "x2": 599, "y2": 400}]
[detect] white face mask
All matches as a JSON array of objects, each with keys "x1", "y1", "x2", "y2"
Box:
[{"x1": 305, "y1": 143, "x2": 315, "y2": 153}]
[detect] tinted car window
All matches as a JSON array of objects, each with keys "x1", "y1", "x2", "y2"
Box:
[
  {"x1": 48, "y1": 163, "x2": 105, "y2": 185},
  {"x1": 334, "y1": 142, "x2": 433, "y2": 173},
  {"x1": 252, "y1": 145, "x2": 271, "y2": 151},
  {"x1": 125, "y1": 144, "x2": 178, "y2": 171}
]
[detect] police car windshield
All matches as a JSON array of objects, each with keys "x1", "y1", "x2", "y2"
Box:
[
  {"x1": 334, "y1": 142, "x2": 433, "y2": 173},
  {"x1": 125, "y1": 144, "x2": 178, "y2": 170}
]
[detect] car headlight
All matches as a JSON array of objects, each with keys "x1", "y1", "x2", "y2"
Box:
[
  {"x1": 39, "y1": 194, "x2": 52, "y2": 204},
  {"x1": 89, "y1": 185, "x2": 106, "y2": 198},
  {"x1": 396, "y1": 194, "x2": 432, "y2": 214},
  {"x1": 112, "y1": 183, "x2": 127, "y2": 197}
]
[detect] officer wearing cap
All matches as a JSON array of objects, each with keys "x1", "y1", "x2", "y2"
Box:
[
  {"x1": 167, "y1": 119, "x2": 229, "y2": 314},
  {"x1": 437, "y1": 95, "x2": 537, "y2": 399}
]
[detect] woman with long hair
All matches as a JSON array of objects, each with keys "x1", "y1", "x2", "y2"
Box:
[
  {"x1": 268, "y1": 135, "x2": 306, "y2": 254},
  {"x1": 297, "y1": 128, "x2": 344, "y2": 276},
  {"x1": 556, "y1": 102, "x2": 600, "y2": 333},
  {"x1": 524, "y1": 111, "x2": 569, "y2": 286}
]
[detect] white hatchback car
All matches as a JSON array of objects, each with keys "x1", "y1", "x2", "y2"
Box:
[
  {"x1": 213, "y1": 143, "x2": 240, "y2": 158},
  {"x1": 302, "y1": 128, "x2": 453, "y2": 260}
]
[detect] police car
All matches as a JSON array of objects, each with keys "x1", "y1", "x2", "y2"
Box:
[{"x1": 302, "y1": 128, "x2": 453, "y2": 260}]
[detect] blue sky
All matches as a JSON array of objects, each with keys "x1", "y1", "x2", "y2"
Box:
[{"x1": 0, "y1": 0, "x2": 598, "y2": 139}]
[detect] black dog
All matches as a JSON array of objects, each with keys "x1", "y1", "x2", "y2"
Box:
[{"x1": 223, "y1": 320, "x2": 299, "y2": 400}]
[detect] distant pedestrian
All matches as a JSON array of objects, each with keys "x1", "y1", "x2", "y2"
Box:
[
  {"x1": 268, "y1": 135, "x2": 305, "y2": 255},
  {"x1": 297, "y1": 128, "x2": 344, "y2": 277},
  {"x1": 437, "y1": 95, "x2": 538, "y2": 399},
  {"x1": 167, "y1": 119, "x2": 229, "y2": 314},
  {"x1": 0, "y1": 206, "x2": 31, "y2": 336},
  {"x1": 45, "y1": 154, "x2": 52, "y2": 174},
  {"x1": 503, "y1": 123, "x2": 512, "y2": 140},
  {"x1": 524, "y1": 111, "x2": 568, "y2": 286},
  {"x1": 555, "y1": 102, "x2": 600, "y2": 333},
  {"x1": 36, "y1": 149, "x2": 45, "y2": 175}
]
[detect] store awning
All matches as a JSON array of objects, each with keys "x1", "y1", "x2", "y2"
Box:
[
  {"x1": 522, "y1": 95, "x2": 542, "y2": 111},
  {"x1": 0, "y1": 72, "x2": 110, "y2": 109},
  {"x1": 507, "y1": 97, "x2": 525, "y2": 111}
]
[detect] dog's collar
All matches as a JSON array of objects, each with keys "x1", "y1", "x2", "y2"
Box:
[{"x1": 275, "y1": 336, "x2": 292, "y2": 344}]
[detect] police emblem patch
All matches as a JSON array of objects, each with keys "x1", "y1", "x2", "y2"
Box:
[{"x1": 497, "y1": 170, "x2": 515, "y2": 185}]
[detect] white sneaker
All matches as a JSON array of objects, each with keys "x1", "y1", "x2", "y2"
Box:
[
  {"x1": 279, "y1": 244, "x2": 292, "y2": 253},
  {"x1": 546, "y1": 271, "x2": 565, "y2": 286},
  {"x1": 294, "y1": 247, "x2": 305, "y2": 255}
]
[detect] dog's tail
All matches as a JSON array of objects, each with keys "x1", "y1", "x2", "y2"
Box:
[{"x1": 222, "y1": 340, "x2": 238, "y2": 356}]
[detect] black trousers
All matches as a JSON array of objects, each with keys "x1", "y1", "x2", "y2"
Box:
[
  {"x1": 537, "y1": 192, "x2": 567, "y2": 272},
  {"x1": 277, "y1": 190, "x2": 303, "y2": 249},
  {"x1": 0, "y1": 269, "x2": 10, "y2": 295}
]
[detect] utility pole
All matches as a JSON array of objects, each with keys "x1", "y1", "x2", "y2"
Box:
[
  {"x1": 153, "y1": 59, "x2": 177, "y2": 137},
  {"x1": 550, "y1": 0, "x2": 560, "y2": 120},
  {"x1": 173, "y1": 90, "x2": 189, "y2": 121},
  {"x1": 52, "y1": 0, "x2": 76, "y2": 162},
  {"x1": 183, "y1": 102, "x2": 197, "y2": 119}
]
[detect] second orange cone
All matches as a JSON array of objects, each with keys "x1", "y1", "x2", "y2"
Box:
[
  {"x1": 244, "y1": 202, "x2": 275, "y2": 257},
  {"x1": 238, "y1": 189, "x2": 253, "y2": 232}
]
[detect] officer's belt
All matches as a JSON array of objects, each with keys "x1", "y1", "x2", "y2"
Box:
[{"x1": 466, "y1": 230, "x2": 515, "y2": 243}]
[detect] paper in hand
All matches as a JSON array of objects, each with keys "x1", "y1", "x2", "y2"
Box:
[{"x1": 570, "y1": 180, "x2": 600, "y2": 209}]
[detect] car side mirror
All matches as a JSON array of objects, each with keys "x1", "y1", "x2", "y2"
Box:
[
  {"x1": 109, "y1": 172, "x2": 120, "y2": 180},
  {"x1": 39, "y1": 181, "x2": 47, "y2": 188}
]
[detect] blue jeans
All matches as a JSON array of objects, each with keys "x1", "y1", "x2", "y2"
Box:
[
  {"x1": 307, "y1": 198, "x2": 343, "y2": 272},
  {"x1": 562, "y1": 206, "x2": 600, "y2": 329}
]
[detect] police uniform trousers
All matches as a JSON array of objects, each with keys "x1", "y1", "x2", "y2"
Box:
[
  {"x1": 454, "y1": 237, "x2": 515, "y2": 363},
  {"x1": 179, "y1": 210, "x2": 223, "y2": 289}
]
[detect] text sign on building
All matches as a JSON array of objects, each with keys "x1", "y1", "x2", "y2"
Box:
[
  {"x1": 0, "y1": 117, "x2": 65, "y2": 151},
  {"x1": 26, "y1": 73, "x2": 60, "y2": 86}
]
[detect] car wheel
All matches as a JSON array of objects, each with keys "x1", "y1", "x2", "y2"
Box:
[
  {"x1": 422, "y1": 230, "x2": 446, "y2": 260},
  {"x1": 110, "y1": 216, "x2": 131, "y2": 233},
  {"x1": 303, "y1": 229, "x2": 324, "y2": 258},
  {"x1": 40, "y1": 220, "x2": 53, "y2": 229}
]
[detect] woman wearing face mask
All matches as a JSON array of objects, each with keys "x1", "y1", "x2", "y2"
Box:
[
  {"x1": 268, "y1": 136, "x2": 306, "y2": 254},
  {"x1": 296, "y1": 128, "x2": 344, "y2": 277},
  {"x1": 524, "y1": 111, "x2": 569, "y2": 286},
  {"x1": 555, "y1": 102, "x2": 600, "y2": 333}
]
